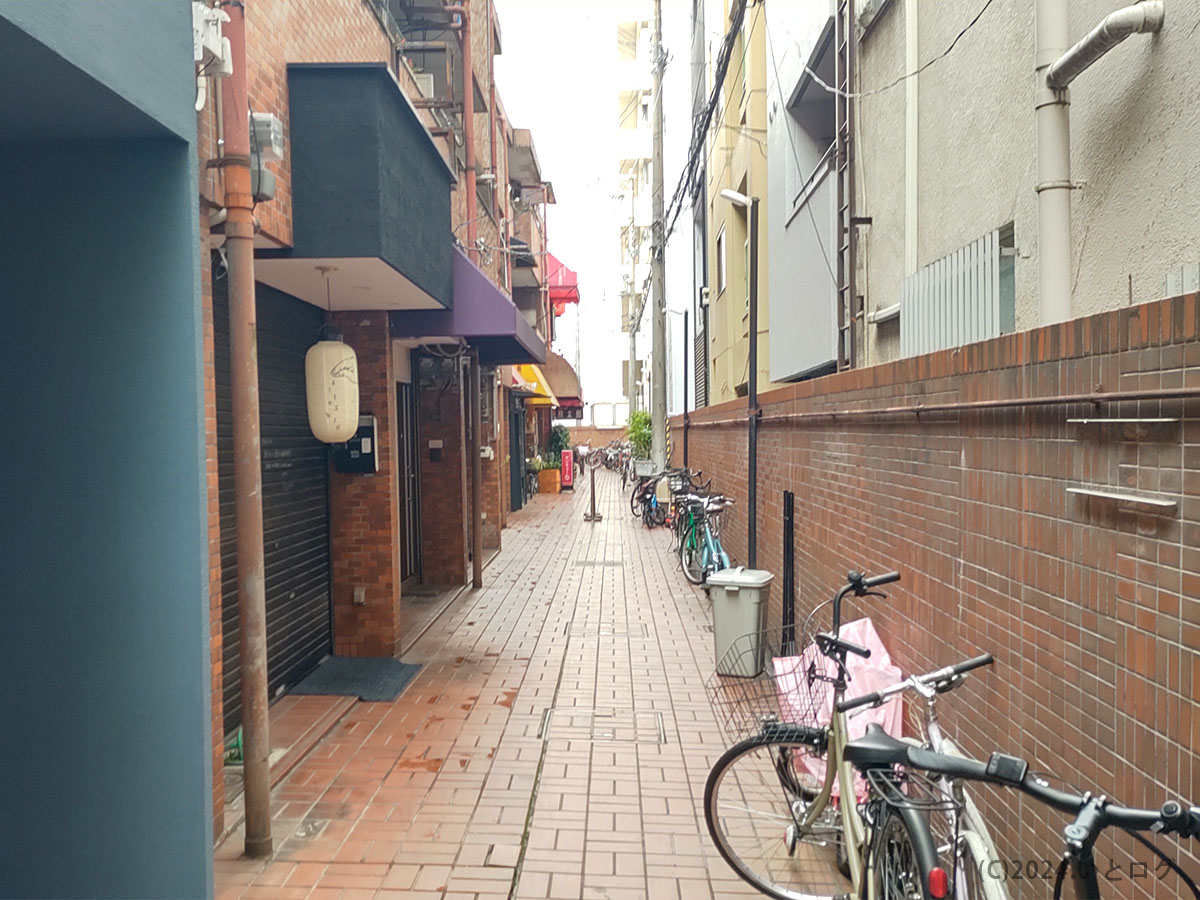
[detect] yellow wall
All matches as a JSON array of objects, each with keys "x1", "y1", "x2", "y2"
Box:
[{"x1": 704, "y1": 0, "x2": 778, "y2": 404}]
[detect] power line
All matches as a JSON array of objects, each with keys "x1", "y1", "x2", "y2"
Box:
[{"x1": 798, "y1": 0, "x2": 996, "y2": 100}]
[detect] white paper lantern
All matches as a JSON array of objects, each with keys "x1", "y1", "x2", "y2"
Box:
[{"x1": 305, "y1": 340, "x2": 359, "y2": 443}]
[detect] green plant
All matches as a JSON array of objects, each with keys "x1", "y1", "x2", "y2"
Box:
[
  {"x1": 540, "y1": 451, "x2": 561, "y2": 470},
  {"x1": 628, "y1": 410, "x2": 652, "y2": 459},
  {"x1": 548, "y1": 424, "x2": 571, "y2": 455}
]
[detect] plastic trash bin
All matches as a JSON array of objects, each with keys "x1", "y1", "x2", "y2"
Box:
[{"x1": 707, "y1": 567, "x2": 775, "y2": 676}]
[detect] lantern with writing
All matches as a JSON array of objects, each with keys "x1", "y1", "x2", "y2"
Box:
[{"x1": 305, "y1": 336, "x2": 359, "y2": 443}]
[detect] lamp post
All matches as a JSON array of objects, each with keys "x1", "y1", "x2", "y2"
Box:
[{"x1": 719, "y1": 188, "x2": 759, "y2": 568}]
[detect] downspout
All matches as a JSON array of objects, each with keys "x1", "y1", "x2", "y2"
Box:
[
  {"x1": 904, "y1": 0, "x2": 917, "y2": 275},
  {"x1": 446, "y1": 4, "x2": 478, "y2": 263},
  {"x1": 219, "y1": 0, "x2": 273, "y2": 859},
  {"x1": 1036, "y1": 0, "x2": 1164, "y2": 324}
]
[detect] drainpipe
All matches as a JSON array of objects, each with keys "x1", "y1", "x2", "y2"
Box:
[
  {"x1": 446, "y1": 4, "x2": 478, "y2": 262},
  {"x1": 219, "y1": 0, "x2": 272, "y2": 859},
  {"x1": 470, "y1": 349, "x2": 483, "y2": 588},
  {"x1": 1036, "y1": 0, "x2": 1164, "y2": 324}
]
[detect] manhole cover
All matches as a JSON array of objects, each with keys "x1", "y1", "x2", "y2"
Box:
[{"x1": 538, "y1": 707, "x2": 667, "y2": 744}]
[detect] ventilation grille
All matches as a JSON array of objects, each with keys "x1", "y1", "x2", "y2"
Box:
[{"x1": 900, "y1": 228, "x2": 1013, "y2": 357}]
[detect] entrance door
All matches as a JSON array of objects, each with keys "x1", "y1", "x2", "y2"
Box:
[
  {"x1": 397, "y1": 381, "x2": 421, "y2": 582},
  {"x1": 509, "y1": 401, "x2": 525, "y2": 511}
]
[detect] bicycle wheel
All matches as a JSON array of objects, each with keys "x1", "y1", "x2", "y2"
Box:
[
  {"x1": 957, "y1": 829, "x2": 1007, "y2": 900},
  {"x1": 870, "y1": 806, "x2": 939, "y2": 900},
  {"x1": 680, "y1": 537, "x2": 704, "y2": 585},
  {"x1": 705, "y1": 735, "x2": 850, "y2": 900}
]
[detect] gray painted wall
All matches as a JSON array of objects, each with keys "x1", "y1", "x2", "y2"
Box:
[
  {"x1": 766, "y1": 0, "x2": 838, "y2": 381},
  {"x1": 0, "y1": 0, "x2": 195, "y2": 141},
  {"x1": 0, "y1": 138, "x2": 212, "y2": 900},
  {"x1": 0, "y1": 6, "x2": 211, "y2": 894},
  {"x1": 856, "y1": 0, "x2": 1200, "y2": 366}
]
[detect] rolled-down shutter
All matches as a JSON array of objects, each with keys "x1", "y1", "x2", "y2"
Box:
[{"x1": 215, "y1": 273, "x2": 332, "y2": 736}]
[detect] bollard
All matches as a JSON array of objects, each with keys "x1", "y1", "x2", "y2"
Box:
[{"x1": 584, "y1": 463, "x2": 603, "y2": 522}]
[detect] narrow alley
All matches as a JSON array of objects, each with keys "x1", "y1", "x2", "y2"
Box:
[{"x1": 215, "y1": 473, "x2": 756, "y2": 900}]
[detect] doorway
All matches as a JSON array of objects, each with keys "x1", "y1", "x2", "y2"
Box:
[{"x1": 397, "y1": 380, "x2": 421, "y2": 583}]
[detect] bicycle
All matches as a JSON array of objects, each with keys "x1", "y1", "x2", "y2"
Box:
[
  {"x1": 704, "y1": 571, "x2": 1000, "y2": 899},
  {"x1": 843, "y1": 722, "x2": 1200, "y2": 899},
  {"x1": 678, "y1": 492, "x2": 732, "y2": 584}
]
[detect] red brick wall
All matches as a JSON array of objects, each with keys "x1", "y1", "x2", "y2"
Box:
[
  {"x1": 675, "y1": 293, "x2": 1200, "y2": 881},
  {"x1": 417, "y1": 354, "x2": 470, "y2": 585},
  {"x1": 329, "y1": 311, "x2": 402, "y2": 656}
]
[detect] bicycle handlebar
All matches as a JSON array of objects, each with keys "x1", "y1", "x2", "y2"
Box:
[{"x1": 836, "y1": 653, "x2": 994, "y2": 713}]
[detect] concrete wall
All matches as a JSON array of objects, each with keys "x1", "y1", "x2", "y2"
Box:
[
  {"x1": 673, "y1": 291, "x2": 1200, "y2": 880},
  {"x1": 857, "y1": 0, "x2": 1200, "y2": 366},
  {"x1": 0, "y1": 138, "x2": 212, "y2": 897}
]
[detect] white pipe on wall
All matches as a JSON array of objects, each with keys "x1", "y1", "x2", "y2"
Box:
[
  {"x1": 904, "y1": 0, "x2": 918, "y2": 275},
  {"x1": 1048, "y1": 1, "x2": 1165, "y2": 90},
  {"x1": 1035, "y1": 0, "x2": 1072, "y2": 325},
  {"x1": 1035, "y1": 1, "x2": 1165, "y2": 326}
]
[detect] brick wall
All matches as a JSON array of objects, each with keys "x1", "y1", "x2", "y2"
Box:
[
  {"x1": 329, "y1": 311, "x2": 402, "y2": 656},
  {"x1": 568, "y1": 425, "x2": 627, "y2": 448},
  {"x1": 417, "y1": 354, "x2": 470, "y2": 585},
  {"x1": 674, "y1": 293, "x2": 1200, "y2": 881}
]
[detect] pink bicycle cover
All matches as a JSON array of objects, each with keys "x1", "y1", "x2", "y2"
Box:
[{"x1": 772, "y1": 617, "x2": 903, "y2": 800}]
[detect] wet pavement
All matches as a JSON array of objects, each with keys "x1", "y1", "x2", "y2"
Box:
[{"x1": 215, "y1": 472, "x2": 759, "y2": 900}]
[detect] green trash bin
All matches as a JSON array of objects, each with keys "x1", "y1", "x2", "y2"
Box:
[{"x1": 707, "y1": 567, "x2": 775, "y2": 676}]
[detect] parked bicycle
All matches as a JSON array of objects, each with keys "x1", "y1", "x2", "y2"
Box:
[
  {"x1": 704, "y1": 571, "x2": 1004, "y2": 899},
  {"x1": 678, "y1": 492, "x2": 733, "y2": 584},
  {"x1": 843, "y1": 719, "x2": 1200, "y2": 899}
]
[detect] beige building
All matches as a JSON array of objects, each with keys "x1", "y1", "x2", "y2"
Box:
[
  {"x1": 701, "y1": 0, "x2": 784, "y2": 404},
  {"x1": 852, "y1": 0, "x2": 1199, "y2": 367}
]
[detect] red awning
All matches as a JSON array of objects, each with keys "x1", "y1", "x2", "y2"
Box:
[{"x1": 547, "y1": 253, "x2": 580, "y2": 316}]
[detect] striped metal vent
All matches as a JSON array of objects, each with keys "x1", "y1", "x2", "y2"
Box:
[
  {"x1": 900, "y1": 229, "x2": 1013, "y2": 357},
  {"x1": 694, "y1": 315, "x2": 708, "y2": 408}
]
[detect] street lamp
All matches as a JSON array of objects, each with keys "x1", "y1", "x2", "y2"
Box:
[{"x1": 719, "y1": 188, "x2": 759, "y2": 568}]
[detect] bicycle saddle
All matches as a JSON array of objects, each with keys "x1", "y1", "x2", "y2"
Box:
[{"x1": 843, "y1": 723, "x2": 912, "y2": 770}]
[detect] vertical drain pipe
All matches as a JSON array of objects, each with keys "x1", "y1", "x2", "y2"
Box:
[
  {"x1": 220, "y1": 0, "x2": 272, "y2": 859},
  {"x1": 1036, "y1": 0, "x2": 1165, "y2": 324},
  {"x1": 470, "y1": 349, "x2": 483, "y2": 589},
  {"x1": 1035, "y1": 0, "x2": 1072, "y2": 325}
]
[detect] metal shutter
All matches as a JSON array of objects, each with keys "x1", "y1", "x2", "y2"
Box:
[{"x1": 215, "y1": 272, "x2": 332, "y2": 736}]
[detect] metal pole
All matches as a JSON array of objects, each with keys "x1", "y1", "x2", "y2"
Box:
[
  {"x1": 584, "y1": 463, "x2": 603, "y2": 522},
  {"x1": 650, "y1": 0, "x2": 668, "y2": 470},
  {"x1": 683, "y1": 309, "x2": 689, "y2": 468},
  {"x1": 747, "y1": 197, "x2": 759, "y2": 569},
  {"x1": 628, "y1": 328, "x2": 637, "y2": 415},
  {"x1": 469, "y1": 350, "x2": 483, "y2": 589},
  {"x1": 1035, "y1": 0, "x2": 1072, "y2": 324},
  {"x1": 221, "y1": 0, "x2": 272, "y2": 859}
]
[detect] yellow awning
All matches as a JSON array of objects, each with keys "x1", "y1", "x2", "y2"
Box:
[{"x1": 515, "y1": 364, "x2": 558, "y2": 406}]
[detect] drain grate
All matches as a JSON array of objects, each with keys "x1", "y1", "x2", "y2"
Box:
[
  {"x1": 538, "y1": 707, "x2": 667, "y2": 744},
  {"x1": 574, "y1": 559, "x2": 625, "y2": 567}
]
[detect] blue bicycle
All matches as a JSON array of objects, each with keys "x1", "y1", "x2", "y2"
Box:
[{"x1": 679, "y1": 493, "x2": 733, "y2": 585}]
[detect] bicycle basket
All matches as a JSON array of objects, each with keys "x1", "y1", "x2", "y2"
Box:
[{"x1": 705, "y1": 626, "x2": 834, "y2": 746}]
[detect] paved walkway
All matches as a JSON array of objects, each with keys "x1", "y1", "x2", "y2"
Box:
[{"x1": 215, "y1": 473, "x2": 759, "y2": 900}]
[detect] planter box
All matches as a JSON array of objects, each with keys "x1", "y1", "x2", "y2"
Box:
[{"x1": 538, "y1": 468, "x2": 561, "y2": 493}]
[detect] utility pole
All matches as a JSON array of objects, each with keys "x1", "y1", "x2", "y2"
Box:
[
  {"x1": 627, "y1": 323, "x2": 637, "y2": 415},
  {"x1": 221, "y1": 0, "x2": 272, "y2": 858},
  {"x1": 650, "y1": 0, "x2": 668, "y2": 469}
]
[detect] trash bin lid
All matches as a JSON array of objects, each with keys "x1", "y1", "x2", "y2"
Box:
[{"x1": 706, "y1": 566, "x2": 775, "y2": 589}]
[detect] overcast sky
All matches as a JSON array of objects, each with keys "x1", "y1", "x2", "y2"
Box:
[{"x1": 494, "y1": 0, "x2": 694, "y2": 415}]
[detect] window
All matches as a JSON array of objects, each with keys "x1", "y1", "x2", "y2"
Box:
[
  {"x1": 617, "y1": 21, "x2": 639, "y2": 60},
  {"x1": 716, "y1": 225, "x2": 726, "y2": 295},
  {"x1": 618, "y1": 90, "x2": 642, "y2": 129}
]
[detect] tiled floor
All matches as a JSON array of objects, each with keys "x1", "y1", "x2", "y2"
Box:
[{"x1": 215, "y1": 473, "x2": 760, "y2": 900}]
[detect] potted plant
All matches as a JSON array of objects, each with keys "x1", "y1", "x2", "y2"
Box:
[
  {"x1": 537, "y1": 451, "x2": 561, "y2": 493},
  {"x1": 627, "y1": 410, "x2": 655, "y2": 475}
]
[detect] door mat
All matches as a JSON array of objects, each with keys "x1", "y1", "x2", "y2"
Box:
[{"x1": 290, "y1": 656, "x2": 421, "y2": 703}]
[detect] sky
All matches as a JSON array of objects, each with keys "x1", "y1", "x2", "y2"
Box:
[{"x1": 494, "y1": 0, "x2": 695, "y2": 418}]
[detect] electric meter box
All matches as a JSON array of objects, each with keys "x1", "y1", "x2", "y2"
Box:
[{"x1": 332, "y1": 415, "x2": 378, "y2": 473}]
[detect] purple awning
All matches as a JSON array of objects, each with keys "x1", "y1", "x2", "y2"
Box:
[{"x1": 389, "y1": 248, "x2": 546, "y2": 365}]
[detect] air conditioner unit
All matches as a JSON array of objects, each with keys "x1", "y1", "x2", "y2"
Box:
[
  {"x1": 193, "y1": 2, "x2": 232, "y2": 75},
  {"x1": 413, "y1": 72, "x2": 436, "y2": 99}
]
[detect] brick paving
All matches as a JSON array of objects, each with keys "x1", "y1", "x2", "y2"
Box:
[{"x1": 214, "y1": 472, "x2": 761, "y2": 900}]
